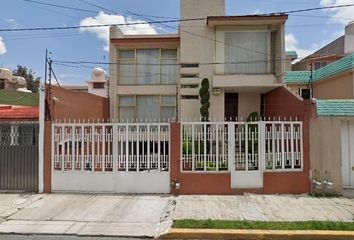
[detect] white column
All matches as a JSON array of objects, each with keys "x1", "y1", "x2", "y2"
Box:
[{"x1": 38, "y1": 84, "x2": 45, "y2": 193}]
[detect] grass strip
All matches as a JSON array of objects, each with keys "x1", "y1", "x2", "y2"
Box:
[{"x1": 174, "y1": 219, "x2": 354, "y2": 231}]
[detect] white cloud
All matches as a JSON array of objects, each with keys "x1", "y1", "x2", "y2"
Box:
[
  {"x1": 320, "y1": 0, "x2": 354, "y2": 25},
  {"x1": 285, "y1": 33, "x2": 315, "y2": 59},
  {"x1": 252, "y1": 9, "x2": 263, "y2": 15},
  {"x1": 5, "y1": 18, "x2": 17, "y2": 28},
  {"x1": 79, "y1": 12, "x2": 157, "y2": 51},
  {"x1": 0, "y1": 36, "x2": 7, "y2": 55}
]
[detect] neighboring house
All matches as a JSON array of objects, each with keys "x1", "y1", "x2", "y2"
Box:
[
  {"x1": 292, "y1": 22, "x2": 354, "y2": 71},
  {"x1": 61, "y1": 68, "x2": 108, "y2": 98},
  {"x1": 285, "y1": 23, "x2": 354, "y2": 195},
  {"x1": 0, "y1": 67, "x2": 29, "y2": 92},
  {"x1": 310, "y1": 100, "x2": 354, "y2": 194},
  {"x1": 286, "y1": 53, "x2": 354, "y2": 99},
  {"x1": 285, "y1": 51, "x2": 298, "y2": 71},
  {"x1": 109, "y1": 0, "x2": 287, "y2": 122},
  {"x1": 86, "y1": 68, "x2": 109, "y2": 98}
]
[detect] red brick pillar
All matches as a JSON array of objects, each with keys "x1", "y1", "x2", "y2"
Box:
[
  {"x1": 43, "y1": 121, "x2": 52, "y2": 193},
  {"x1": 170, "y1": 122, "x2": 181, "y2": 195}
]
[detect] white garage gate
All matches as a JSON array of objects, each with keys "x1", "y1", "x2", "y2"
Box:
[
  {"x1": 341, "y1": 120, "x2": 354, "y2": 188},
  {"x1": 51, "y1": 122, "x2": 170, "y2": 193}
]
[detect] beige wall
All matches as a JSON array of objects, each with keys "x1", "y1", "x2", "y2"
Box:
[
  {"x1": 310, "y1": 116, "x2": 354, "y2": 194},
  {"x1": 314, "y1": 72, "x2": 354, "y2": 99},
  {"x1": 179, "y1": 0, "x2": 224, "y2": 120},
  {"x1": 310, "y1": 117, "x2": 342, "y2": 193},
  {"x1": 238, "y1": 93, "x2": 260, "y2": 120}
]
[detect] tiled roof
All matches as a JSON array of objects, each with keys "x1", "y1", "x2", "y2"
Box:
[
  {"x1": 286, "y1": 53, "x2": 354, "y2": 84},
  {"x1": 316, "y1": 100, "x2": 354, "y2": 116},
  {"x1": 0, "y1": 106, "x2": 39, "y2": 120}
]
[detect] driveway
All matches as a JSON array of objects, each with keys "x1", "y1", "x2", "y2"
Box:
[{"x1": 0, "y1": 194, "x2": 174, "y2": 238}]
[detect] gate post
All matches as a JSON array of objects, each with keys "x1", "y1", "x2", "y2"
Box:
[
  {"x1": 38, "y1": 85, "x2": 45, "y2": 193},
  {"x1": 228, "y1": 123, "x2": 235, "y2": 172},
  {"x1": 43, "y1": 121, "x2": 52, "y2": 193},
  {"x1": 112, "y1": 124, "x2": 118, "y2": 173},
  {"x1": 170, "y1": 121, "x2": 181, "y2": 195},
  {"x1": 258, "y1": 121, "x2": 264, "y2": 172}
]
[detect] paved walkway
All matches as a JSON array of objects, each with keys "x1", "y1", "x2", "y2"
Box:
[
  {"x1": 0, "y1": 194, "x2": 173, "y2": 238},
  {"x1": 0, "y1": 193, "x2": 354, "y2": 238},
  {"x1": 173, "y1": 194, "x2": 354, "y2": 222}
]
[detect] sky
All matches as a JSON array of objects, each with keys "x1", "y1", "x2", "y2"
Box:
[{"x1": 0, "y1": 0, "x2": 353, "y2": 85}]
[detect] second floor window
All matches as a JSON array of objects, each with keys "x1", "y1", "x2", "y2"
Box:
[
  {"x1": 314, "y1": 61, "x2": 327, "y2": 70},
  {"x1": 225, "y1": 31, "x2": 271, "y2": 74},
  {"x1": 118, "y1": 49, "x2": 177, "y2": 85},
  {"x1": 216, "y1": 29, "x2": 274, "y2": 75}
]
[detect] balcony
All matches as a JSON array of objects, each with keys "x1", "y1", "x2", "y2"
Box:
[{"x1": 212, "y1": 74, "x2": 282, "y2": 91}]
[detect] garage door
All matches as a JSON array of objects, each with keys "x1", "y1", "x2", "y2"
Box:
[{"x1": 341, "y1": 121, "x2": 354, "y2": 188}]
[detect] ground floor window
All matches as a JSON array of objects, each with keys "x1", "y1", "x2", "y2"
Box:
[{"x1": 118, "y1": 95, "x2": 176, "y2": 122}]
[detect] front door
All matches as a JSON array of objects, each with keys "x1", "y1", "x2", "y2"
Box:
[
  {"x1": 225, "y1": 93, "x2": 238, "y2": 121},
  {"x1": 341, "y1": 121, "x2": 354, "y2": 188}
]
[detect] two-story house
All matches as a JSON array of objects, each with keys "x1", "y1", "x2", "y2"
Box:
[
  {"x1": 102, "y1": 0, "x2": 311, "y2": 194},
  {"x1": 109, "y1": 0, "x2": 287, "y2": 122}
]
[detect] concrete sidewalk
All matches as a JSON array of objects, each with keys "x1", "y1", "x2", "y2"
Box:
[
  {"x1": 173, "y1": 195, "x2": 354, "y2": 222},
  {"x1": 0, "y1": 193, "x2": 354, "y2": 238},
  {"x1": 0, "y1": 194, "x2": 174, "y2": 238}
]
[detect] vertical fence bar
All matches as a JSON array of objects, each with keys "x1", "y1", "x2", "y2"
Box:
[
  {"x1": 300, "y1": 122, "x2": 304, "y2": 170},
  {"x1": 147, "y1": 125, "x2": 150, "y2": 171},
  {"x1": 216, "y1": 124, "x2": 219, "y2": 171},
  {"x1": 112, "y1": 125, "x2": 117, "y2": 172},
  {"x1": 245, "y1": 123, "x2": 248, "y2": 171},
  {"x1": 281, "y1": 123, "x2": 285, "y2": 170},
  {"x1": 125, "y1": 126, "x2": 129, "y2": 172},
  {"x1": 157, "y1": 125, "x2": 161, "y2": 172},
  {"x1": 102, "y1": 126, "x2": 105, "y2": 172},
  {"x1": 203, "y1": 124, "x2": 207, "y2": 172}
]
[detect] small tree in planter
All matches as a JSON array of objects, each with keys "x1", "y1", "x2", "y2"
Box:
[{"x1": 199, "y1": 78, "x2": 210, "y2": 122}]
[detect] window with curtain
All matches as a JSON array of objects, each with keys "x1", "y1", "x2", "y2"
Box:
[
  {"x1": 118, "y1": 95, "x2": 176, "y2": 122},
  {"x1": 224, "y1": 31, "x2": 270, "y2": 74},
  {"x1": 118, "y1": 49, "x2": 177, "y2": 85}
]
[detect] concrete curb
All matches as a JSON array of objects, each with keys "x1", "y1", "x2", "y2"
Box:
[{"x1": 160, "y1": 228, "x2": 354, "y2": 240}]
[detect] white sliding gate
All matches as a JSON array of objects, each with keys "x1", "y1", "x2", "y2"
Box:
[
  {"x1": 52, "y1": 122, "x2": 170, "y2": 193},
  {"x1": 181, "y1": 121, "x2": 303, "y2": 189}
]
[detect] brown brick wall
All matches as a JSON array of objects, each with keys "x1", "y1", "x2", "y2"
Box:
[{"x1": 47, "y1": 85, "x2": 109, "y2": 121}]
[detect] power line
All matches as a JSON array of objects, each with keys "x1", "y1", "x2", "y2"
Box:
[
  {"x1": 0, "y1": 18, "x2": 205, "y2": 32},
  {"x1": 3, "y1": 4, "x2": 354, "y2": 33},
  {"x1": 23, "y1": 0, "x2": 98, "y2": 13},
  {"x1": 279, "y1": 3, "x2": 354, "y2": 14}
]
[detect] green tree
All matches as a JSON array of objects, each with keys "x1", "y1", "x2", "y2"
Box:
[
  {"x1": 12, "y1": 65, "x2": 40, "y2": 93},
  {"x1": 199, "y1": 78, "x2": 210, "y2": 122}
]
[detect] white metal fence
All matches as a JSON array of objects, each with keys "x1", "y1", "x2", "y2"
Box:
[
  {"x1": 52, "y1": 122, "x2": 170, "y2": 173},
  {"x1": 181, "y1": 121, "x2": 303, "y2": 172}
]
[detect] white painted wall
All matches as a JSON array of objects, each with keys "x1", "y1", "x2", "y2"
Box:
[{"x1": 52, "y1": 172, "x2": 170, "y2": 193}]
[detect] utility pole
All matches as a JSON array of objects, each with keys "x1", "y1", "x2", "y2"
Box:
[
  {"x1": 44, "y1": 49, "x2": 48, "y2": 84},
  {"x1": 48, "y1": 58, "x2": 52, "y2": 87}
]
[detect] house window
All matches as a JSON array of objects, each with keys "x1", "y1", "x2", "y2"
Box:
[
  {"x1": 118, "y1": 49, "x2": 177, "y2": 85},
  {"x1": 93, "y1": 82, "x2": 105, "y2": 89},
  {"x1": 118, "y1": 95, "x2": 176, "y2": 122},
  {"x1": 314, "y1": 61, "x2": 327, "y2": 70},
  {"x1": 216, "y1": 29, "x2": 273, "y2": 74}
]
